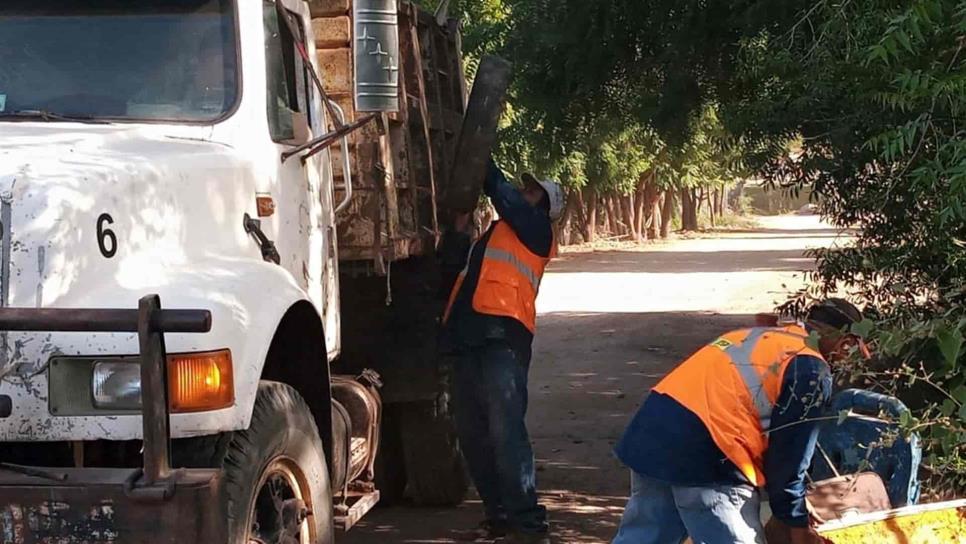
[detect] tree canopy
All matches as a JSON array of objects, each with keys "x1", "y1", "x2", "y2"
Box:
[{"x1": 424, "y1": 0, "x2": 966, "y2": 494}]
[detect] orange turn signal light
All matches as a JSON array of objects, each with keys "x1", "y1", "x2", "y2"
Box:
[{"x1": 167, "y1": 350, "x2": 234, "y2": 413}]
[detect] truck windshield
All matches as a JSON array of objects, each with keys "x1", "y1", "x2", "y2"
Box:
[{"x1": 0, "y1": 0, "x2": 238, "y2": 123}]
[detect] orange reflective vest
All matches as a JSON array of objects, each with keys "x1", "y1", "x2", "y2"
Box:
[
  {"x1": 652, "y1": 325, "x2": 825, "y2": 486},
  {"x1": 444, "y1": 221, "x2": 556, "y2": 333}
]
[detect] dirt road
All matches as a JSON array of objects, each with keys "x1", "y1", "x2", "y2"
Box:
[{"x1": 341, "y1": 215, "x2": 848, "y2": 543}]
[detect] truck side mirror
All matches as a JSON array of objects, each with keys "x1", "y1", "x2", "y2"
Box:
[{"x1": 353, "y1": 0, "x2": 400, "y2": 112}]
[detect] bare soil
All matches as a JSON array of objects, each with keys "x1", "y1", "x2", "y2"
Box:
[{"x1": 340, "y1": 215, "x2": 847, "y2": 544}]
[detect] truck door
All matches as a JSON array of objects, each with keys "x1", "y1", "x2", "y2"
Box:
[{"x1": 263, "y1": 0, "x2": 340, "y2": 356}]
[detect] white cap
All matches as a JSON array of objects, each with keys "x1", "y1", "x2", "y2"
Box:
[{"x1": 522, "y1": 173, "x2": 566, "y2": 221}]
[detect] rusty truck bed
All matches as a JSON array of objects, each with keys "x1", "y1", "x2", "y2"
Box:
[{"x1": 313, "y1": 0, "x2": 467, "y2": 274}]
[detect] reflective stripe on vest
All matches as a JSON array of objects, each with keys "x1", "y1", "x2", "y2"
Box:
[
  {"x1": 724, "y1": 328, "x2": 774, "y2": 431},
  {"x1": 722, "y1": 327, "x2": 808, "y2": 432},
  {"x1": 652, "y1": 325, "x2": 823, "y2": 486},
  {"x1": 483, "y1": 247, "x2": 541, "y2": 291},
  {"x1": 443, "y1": 221, "x2": 555, "y2": 333}
]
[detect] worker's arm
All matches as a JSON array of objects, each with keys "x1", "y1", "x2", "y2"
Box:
[
  {"x1": 764, "y1": 354, "x2": 833, "y2": 527},
  {"x1": 484, "y1": 159, "x2": 553, "y2": 256}
]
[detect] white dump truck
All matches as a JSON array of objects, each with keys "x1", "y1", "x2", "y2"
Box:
[{"x1": 0, "y1": 0, "x2": 504, "y2": 541}]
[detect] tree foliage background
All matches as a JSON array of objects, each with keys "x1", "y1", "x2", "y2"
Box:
[
  {"x1": 729, "y1": 0, "x2": 966, "y2": 495},
  {"x1": 419, "y1": 0, "x2": 966, "y2": 494}
]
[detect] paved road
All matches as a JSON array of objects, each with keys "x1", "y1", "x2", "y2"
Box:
[{"x1": 341, "y1": 215, "x2": 848, "y2": 543}]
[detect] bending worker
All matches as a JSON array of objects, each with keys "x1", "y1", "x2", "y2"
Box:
[
  {"x1": 612, "y1": 299, "x2": 870, "y2": 544},
  {"x1": 443, "y1": 159, "x2": 565, "y2": 544}
]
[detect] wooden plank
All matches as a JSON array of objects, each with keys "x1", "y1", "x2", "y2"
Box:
[
  {"x1": 308, "y1": 0, "x2": 350, "y2": 17},
  {"x1": 420, "y1": 24, "x2": 452, "y2": 198},
  {"x1": 334, "y1": 490, "x2": 381, "y2": 531},
  {"x1": 449, "y1": 19, "x2": 469, "y2": 108},
  {"x1": 317, "y1": 48, "x2": 353, "y2": 94},
  {"x1": 313, "y1": 16, "x2": 351, "y2": 49}
]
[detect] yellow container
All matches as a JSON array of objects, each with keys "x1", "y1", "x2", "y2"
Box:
[{"x1": 817, "y1": 499, "x2": 966, "y2": 543}]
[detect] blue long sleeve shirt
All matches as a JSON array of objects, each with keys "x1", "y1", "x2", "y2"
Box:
[
  {"x1": 614, "y1": 354, "x2": 832, "y2": 527},
  {"x1": 442, "y1": 161, "x2": 553, "y2": 352},
  {"x1": 482, "y1": 160, "x2": 553, "y2": 255}
]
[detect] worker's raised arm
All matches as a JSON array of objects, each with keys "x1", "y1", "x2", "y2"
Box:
[
  {"x1": 484, "y1": 159, "x2": 553, "y2": 256},
  {"x1": 763, "y1": 355, "x2": 832, "y2": 527}
]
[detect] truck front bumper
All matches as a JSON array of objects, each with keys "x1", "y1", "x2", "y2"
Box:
[{"x1": 0, "y1": 466, "x2": 226, "y2": 543}]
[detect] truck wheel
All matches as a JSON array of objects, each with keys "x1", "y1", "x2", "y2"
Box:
[
  {"x1": 399, "y1": 400, "x2": 468, "y2": 506},
  {"x1": 173, "y1": 382, "x2": 334, "y2": 544}
]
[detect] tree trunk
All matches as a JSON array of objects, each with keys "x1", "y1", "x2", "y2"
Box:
[
  {"x1": 605, "y1": 195, "x2": 619, "y2": 236},
  {"x1": 572, "y1": 189, "x2": 588, "y2": 244},
  {"x1": 681, "y1": 188, "x2": 699, "y2": 231},
  {"x1": 623, "y1": 193, "x2": 640, "y2": 241},
  {"x1": 728, "y1": 180, "x2": 746, "y2": 212},
  {"x1": 584, "y1": 189, "x2": 597, "y2": 243},
  {"x1": 556, "y1": 189, "x2": 578, "y2": 245},
  {"x1": 660, "y1": 191, "x2": 674, "y2": 238},
  {"x1": 636, "y1": 187, "x2": 648, "y2": 241},
  {"x1": 709, "y1": 190, "x2": 717, "y2": 228},
  {"x1": 642, "y1": 174, "x2": 660, "y2": 240}
]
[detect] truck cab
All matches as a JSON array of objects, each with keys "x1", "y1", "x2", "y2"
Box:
[
  {"x1": 0, "y1": 0, "x2": 396, "y2": 541},
  {"x1": 0, "y1": 0, "x2": 482, "y2": 538}
]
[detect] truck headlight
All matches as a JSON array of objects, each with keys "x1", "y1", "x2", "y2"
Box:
[
  {"x1": 92, "y1": 361, "x2": 142, "y2": 410},
  {"x1": 89, "y1": 350, "x2": 234, "y2": 413}
]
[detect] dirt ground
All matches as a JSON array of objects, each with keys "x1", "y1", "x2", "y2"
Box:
[{"x1": 341, "y1": 215, "x2": 849, "y2": 544}]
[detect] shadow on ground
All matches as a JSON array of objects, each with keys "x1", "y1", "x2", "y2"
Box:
[{"x1": 340, "y1": 311, "x2": 758, "y2": 544}]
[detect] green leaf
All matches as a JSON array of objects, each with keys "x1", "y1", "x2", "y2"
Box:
[
  {"x1": 959, "y1": 403, "x2": 966, "y2": 424},
  {"x1": 953, "y1": 386, "x2": 966, "y2": 405},
  {"x1": 899, "y1": 409, "x2": 911, "y2": 427},
  {"x1": 895, "y1": 31, "x2": 914, "y2": 54},
  {"x1": 941, "y1": 399, "x2": 956, "y2": 417},
  {"x1": 936, "y1": 326, "x2": 964, "y2": 369},
  {"x1": 851, "y1": 319, "x2": 875, "y2": 339}
]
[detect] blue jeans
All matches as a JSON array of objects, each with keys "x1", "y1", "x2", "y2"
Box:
[
  {"x1": 452, "y1": 341, "x2": 548, "y2": 533},
  {"x1": 613, "y1": 472, "x2": 764, "y2": 544}
]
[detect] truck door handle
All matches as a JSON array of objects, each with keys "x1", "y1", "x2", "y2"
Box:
[
  {"x1": 328, "y1": 100, "x2": 354, "y2": 215},
  {"x1": 243, "y1": 214, "x2": 281, "y2": 265}
]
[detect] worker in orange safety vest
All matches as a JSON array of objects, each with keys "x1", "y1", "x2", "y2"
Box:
[
  {"x1": 612, "y1": 299, "x2": 870, "y2": 544},
  {"x1": 442, "y1": 158, "x2": 564, "y2": 544}
]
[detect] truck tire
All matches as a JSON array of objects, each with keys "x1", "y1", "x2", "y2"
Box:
[
  {"x1": 172, "y1": 381, "x2": 334, "y2": 544},
  {"x1": 399, "y1": 400, "x2": 468, "y2": 506},
  {"x1": 445, "y1": 55, "x2": 513, "y2": 213}
]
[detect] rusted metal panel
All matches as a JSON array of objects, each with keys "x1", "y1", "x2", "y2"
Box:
[
  {"x1": 313, "y1": 16, "x2": 351, "y2": 48},
  {"x1": 335, "y1": 187, "x2": 379, "y2": 250},
  {"x1": 0, "y1": 468, "x2": 225, "y2": 544},
  {"x1": 317, "y1": 0, "x2": 466, "y2": 272}
]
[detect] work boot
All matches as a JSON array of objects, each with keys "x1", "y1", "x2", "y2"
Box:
[
  {"x1": 454, "y1": 520, "x2": 510, "y2": 542},
  {"x1": 499, "y1": 530, "x2": 552, "y2": 544}
]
